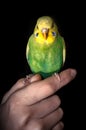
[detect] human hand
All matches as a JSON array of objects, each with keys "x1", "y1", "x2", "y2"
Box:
[{"x1": 0, "y1": 68, "x2": 77, "y2": 130}]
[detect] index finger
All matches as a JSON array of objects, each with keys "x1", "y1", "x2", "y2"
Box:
[{"x1": 13, "y1": 68, "x2": 77, "y2": 105}]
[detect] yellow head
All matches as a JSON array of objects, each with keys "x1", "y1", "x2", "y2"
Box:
[{"x1": 34, "y1": 16, "x2": 58, "y2": 45}]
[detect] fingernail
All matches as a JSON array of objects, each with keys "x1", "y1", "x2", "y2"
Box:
[{"x1": 70, "y1": 69, "x2": 77, "y2": 78}]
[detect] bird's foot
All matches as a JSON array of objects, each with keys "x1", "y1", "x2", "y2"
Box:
[
  {"x1": 23, "y1": 74, "x2": 34, "y2": 85},
  {"x1": 54, "y1": 72, "x2": 61, "y2": 82}
]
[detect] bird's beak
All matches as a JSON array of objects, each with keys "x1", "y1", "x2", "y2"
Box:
[{"x1": 42, "y1": 28, "x2": 49, "y2": 39}]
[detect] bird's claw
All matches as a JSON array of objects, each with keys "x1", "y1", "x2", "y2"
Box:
[{"x1": 54, "y1": 73, "x2": 61, "y2": 82}]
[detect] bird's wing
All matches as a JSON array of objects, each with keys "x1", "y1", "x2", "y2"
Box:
[
  {"x1": 26, "y1": 35, "x2": 33, "y2": 62},
  {"x1": 26, "y1": 41, "x2": 29, "y2": 61},
  {"x1": 62, "y1": 38, "x2": 66, "y2": 64}
]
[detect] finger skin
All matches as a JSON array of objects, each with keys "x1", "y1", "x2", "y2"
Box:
[
  {"x1": 52, "y1": 122, "x2": 64, "y2": 130},
  {"x1": 42, "y1": 108, "x2": 63, "y2": 129},
  {"x1": 12, "y1": 68, "x2": 77, "y2": 105},
  {"x1": 23, "y1": 108, "x2": 63, "y2": 130},
  {"x1": 0, "y1": 68, "x2": 77, "y2": 130},
  {"x1": 29, "y1": 95, "x2": 61, "y2": 118},
  {"x1": 1, "y1": 74, "x2": 42, "y2": 104}
]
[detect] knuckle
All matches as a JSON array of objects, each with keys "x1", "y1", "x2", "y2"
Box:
[
  {"x1": 16, "y1": 78, "x2": 24, "y2": 85},
  {"x1": 28, "y1": 120, "x2": 44, "y2": 130},
  {"x1": 8, "y1": 94, "x2": 20, "y2": 111},
  {"x1": 8, "y1": 96, "x2": 17, "y2": 110},
  {"x1": 34, "y1": 122, "x2": 42, "y2": 130}
]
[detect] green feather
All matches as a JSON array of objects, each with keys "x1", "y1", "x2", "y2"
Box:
[
  {"x1": 26, "y1": 34, "x2": 65, "y2": 78},
  {"x1": 26, "y1": 16, "x2": 66, "y2": 78}
]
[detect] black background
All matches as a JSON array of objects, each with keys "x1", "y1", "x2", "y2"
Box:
[{"x1": 0, "y1": 1, "x2": 85, "y2": 130}]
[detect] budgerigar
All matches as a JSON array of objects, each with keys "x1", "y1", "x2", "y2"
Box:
[{"x1": 26, "y1": 16, "x2": 66, "y2": 78}]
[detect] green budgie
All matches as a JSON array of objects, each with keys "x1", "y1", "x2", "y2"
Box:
[{"x1": 26, "y1": 16, "x2": 66, "y2": 78}]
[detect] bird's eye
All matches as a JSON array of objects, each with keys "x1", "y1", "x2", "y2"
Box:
[
  {"x1": 52, "y1": 32, "x2": 56, "y2": 36},
  {"x1": 35, "y1": 33, "x2": 39, "y2": 37}
]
